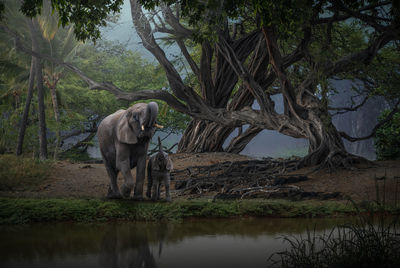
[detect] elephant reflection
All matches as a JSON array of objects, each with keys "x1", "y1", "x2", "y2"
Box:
[{"x1": 99, "y1": 223, "x2": 170, "y2": 268}]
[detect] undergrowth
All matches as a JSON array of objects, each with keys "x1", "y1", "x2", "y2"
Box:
[
  {"x1": 0, "y1": 155, "x2": 52, "y2": 191},
  {"x1": 268, "y1": 200, "x2": 400, "y2": 267}
]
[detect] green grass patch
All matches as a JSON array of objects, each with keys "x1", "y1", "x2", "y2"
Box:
[
  {"x1": 0, "y1": 155, "x2": 52, "y2": 191},
  {"x1": 1, "y1": 198, "x2": 399, "y2": 225}
]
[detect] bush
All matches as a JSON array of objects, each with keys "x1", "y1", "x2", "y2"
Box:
[
  {"x1": 0, "y1": 155, "x2": 52, "y2": 191},
  {"x1": 375, "y1": 110, "x2": 400, "y2": 160}
]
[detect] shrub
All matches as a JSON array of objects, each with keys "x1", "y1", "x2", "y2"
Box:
[
  {"x1": 375, "y1": 110, "x2": 400, "y2": 160},
  {"x1": 268, "y1": 204, "x2": 400, "y2": 268},
  {"x1": 0, "y1": 154, "x2": 52, "y2": 191}
]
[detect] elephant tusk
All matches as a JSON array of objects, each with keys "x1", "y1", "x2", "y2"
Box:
[
  {"x1": 155, "y1": 123, "x2": 164, "y2": 129},
  {"x1": 141, "y1": 125, "x2": 145, "y2": 131}
]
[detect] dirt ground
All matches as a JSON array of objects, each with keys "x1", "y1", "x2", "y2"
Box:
[{"x1": 3, "y1": 152, "x2": 400, "y2": 202}]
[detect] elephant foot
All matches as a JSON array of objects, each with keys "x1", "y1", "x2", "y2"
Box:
[
  {"x1": 166, "y1": 197, "x2": 171, "y2": 202},
  {"x1": 107, "y1": 186, "x2": 122, "y2": 199},
  {"x1": 146, "y1": 191, "x2": 151, "y2": 199},
  {"x1": 121, "y1": 184, "x2": 133, "y2": 198},
  {"x1": 132, "y1": 195, "x2": 144, "y2": 201},
  {"x1": 107, "y1": 189, "x2": 122, "y2": 199}
]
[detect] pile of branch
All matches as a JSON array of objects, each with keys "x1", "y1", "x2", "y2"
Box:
[{"x1": 171, "y1": 157, "x2": 316, "y2": 199}]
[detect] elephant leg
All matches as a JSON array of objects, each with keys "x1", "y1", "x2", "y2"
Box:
[
  {"x1": 164, "y1": 174, "x2": 171, "y2": 202},
  {"x1": 146, "y1": 174, "x2": 153, "y2": 199},
  {"x1": 152, "y1": 180, "x2": 160, "y2": 201},
  {"x1": 146, "y1": 164, "x2": 152, "y2": 199},
  {"x1": 157, "y1": 181, "x2": 161, "y2": 200},
  {"x1": 116, "y1": 144, "x2": 135, "y2": 198},
  {"x1": 119, "y1": 162, "x2": 134, "y2": 198},
  {"x1": 105, "y1": 163, "x2": 121, "y2": 199},
  {"x1": 133, "y1": 156, "x2": 146, "y2": 200}
]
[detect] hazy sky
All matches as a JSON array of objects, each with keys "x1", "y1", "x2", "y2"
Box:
[{"x1": 100, "y1": 0, "x2": 180, "y2": 62}]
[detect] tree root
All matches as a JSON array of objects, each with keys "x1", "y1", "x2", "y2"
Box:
[
  {"x1": 172, "y1": 158, "x2": 308, "y2": 198},
  {"x1": 319, "y1": 151, "x2": 373, "y2": 172},
  {"x1": 297, "y1": 149, "x2": 374, "y2": 172}
]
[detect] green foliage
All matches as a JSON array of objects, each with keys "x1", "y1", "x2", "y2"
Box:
[
  {"x1": 0, "y1": 155, "x2": 52, "y2": 191},
  {"x1": 0, "y1": 12, "x2": 188, "y2": 154},
  {"x1": 375, "y1": 110, "x2": 400, "y2": 160},
  {"x1": 19, "y1": 0, "x2": 124, "y2": 42}
]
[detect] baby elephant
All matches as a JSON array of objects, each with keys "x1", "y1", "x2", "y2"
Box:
[{"x1": 146, "y1": 137, "x2": 173, "y2": 201}]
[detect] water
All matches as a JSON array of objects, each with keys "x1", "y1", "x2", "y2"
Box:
[{"x1": 0, "y1": 217, "x2": 351, "y2": 268}]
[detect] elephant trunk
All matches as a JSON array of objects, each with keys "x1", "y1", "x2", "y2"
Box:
[
  {"x1": 144, "y1": 102, "x2": 159, "y2": 128},
  {"x1": 158, "y1": 136, "x2": 162, "y2": 152}
]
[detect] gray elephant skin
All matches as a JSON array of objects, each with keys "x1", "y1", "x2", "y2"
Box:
[
  {"x1": 97, "y1": 102, "x2": 159, "y2": 199},
  {"x1": 146, "y1": 137, "x2": 173, "y2": 201}
]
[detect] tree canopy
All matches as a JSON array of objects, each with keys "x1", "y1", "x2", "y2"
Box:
[
  {"x1": 19, "y1": 0, "x2": 124, "y2": 42},
  {"x1": 1, "y1": 0, "x2": 399, "y2": 167}
]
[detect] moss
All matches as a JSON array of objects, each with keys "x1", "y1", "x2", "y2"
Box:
[{"x1": 1, "y1": 198, "x2": 399, "y2": 225}]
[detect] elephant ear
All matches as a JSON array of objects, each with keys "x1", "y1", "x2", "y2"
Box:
[{"x1": 117, "y1": 110, "x2": 138, "y2": 144}]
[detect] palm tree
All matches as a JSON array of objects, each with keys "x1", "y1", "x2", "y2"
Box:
[
  {"x1": 1, "y1": 0, "x2": 80, "y2": 158},
  {"x1": 37, "y1": 1, "x2": 81, "y2": 158}
]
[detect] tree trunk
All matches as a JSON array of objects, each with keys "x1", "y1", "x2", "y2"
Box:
[
  {"x1": 296, "y1": 109, "x2": 366, "y2": 168},
  {"x1": 16, "y1": 57, "x2": 36, "y2": 155},
  {"x1": 49, "y1": 83, "x2": 60, "y2": 159},
  {"x1": 177, "y1": 120, "x2": 234, "y2": 153},
  {"x1": 36, "y1": 59, "x2": 47, "y2": 160},
  {"x1": 225, "y1": 126, "x2": 262, "y2": 154},
  {"x1": 30, "y1": 19, "x2": 47, "y2": 160}
]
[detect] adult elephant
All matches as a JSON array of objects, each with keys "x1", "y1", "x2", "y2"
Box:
[{"x1": 97, "y1": 102, "x2": 161, "y2": 199}]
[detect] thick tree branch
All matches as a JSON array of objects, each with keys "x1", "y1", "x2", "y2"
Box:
[
  {"x1": 314, "y1": 1, "x2": 392, "y2": 25},
  {"x1": 130, "y1": 0, "x2": 189, "y2": 101},
  {"x1": 332, "y1": 0, "x2": 390, "y2": 32},
  {"x1": 216, "y1": 35, "x2": 274, "y2": 114},
  {"x1": 176, "y1": 38, "x2": 200, "y2": 79},
  {"x1": 199, "y1": 40, "x2": 215, "y2": 106},
  {"x1": 225, "y1": 126, "x2": 262, "y2": 154},
  {"x1": 160, "y1": 4, "x2": 192, "y2": 37},
  {"x1": 263, "y1": 26, "x2": 307, "y2": 121},
  {"x1": 213, "y1": 30, "x2": 261, "y2": 108},
  {"x1": 325, "y1": 30, "x2": 398, "y2": 76}
]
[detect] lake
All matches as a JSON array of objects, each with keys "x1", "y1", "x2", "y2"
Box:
[{"x1": 0, "y1": 217, "x2": 353, "y2": 268}]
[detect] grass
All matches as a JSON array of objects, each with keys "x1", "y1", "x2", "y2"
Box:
[
  {"x1": 0, "y1": 198, "x2": 399, "y2": 225},
  {"x1": 268, "y1": 201, "x2": 400, "y2": 268},
  {"x1": 0, "y1": 154, "x2": 52, "y2": 191}
]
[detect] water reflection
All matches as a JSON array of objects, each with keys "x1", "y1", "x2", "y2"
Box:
[
  {"x1": 99, "y1": 223, "x2": 165, "y2": 268},
  {"x1": 0, "y1": 217, "x2": 351, "y2": 268}
]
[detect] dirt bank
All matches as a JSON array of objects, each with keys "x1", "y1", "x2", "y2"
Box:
[{"x1": 1, "y1": 153, "x2": 399, "y2": 202}]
